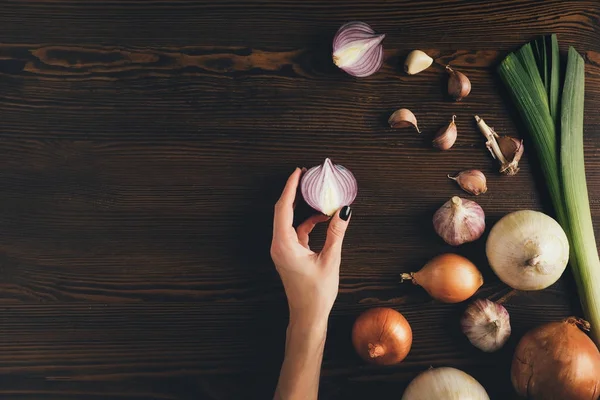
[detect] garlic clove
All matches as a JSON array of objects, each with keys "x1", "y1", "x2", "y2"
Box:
[
  {"x1": 497, "y1": 136, "x2": 524, "y2": 175},
  {"x1": 433, "y1": 196, "x2": 485, "y2": 246},
  {"x1": 461, "y1": 299, "x2": 511, "y2": 352},
  {"x1": 300, "y1": 158, "x2": 358, "y2": 216},
  {"x1": 433, "y1": 115, "x2": 457, "y2": 150},
  {"x1": 332, "y1": 22, "x2": 385, "y2": 78},
  {"x1": 404, "y1": 50, "x2": 433, "y2": 75},
  {"x1": 475, "y1": 115, "x2": 524, "y2": 175},
  {"x1": 388, "y1": 108, "x2": 421, "y2": 133},
  {"x1": 448, "y1": 169, "x2": 488, "y2": 196},
  {"x1": 447, "y1": 65, "x2": 471, "y2": 101}
]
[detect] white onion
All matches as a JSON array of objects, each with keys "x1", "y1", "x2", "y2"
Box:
[
  {"x1": 402, "y1": 367, "x2": 490, "y2": 400},
  {"x1": 486, "y1": 210, "x2": 569, "y2": 290}
]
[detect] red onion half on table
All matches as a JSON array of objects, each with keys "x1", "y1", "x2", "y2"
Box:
[{"x1": 332, "y1": 21, "x2": 385, "y2": 77}]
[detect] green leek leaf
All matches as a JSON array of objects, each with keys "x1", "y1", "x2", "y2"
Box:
[{"x1": 561, "y1": 47, "x2": 600, "y2": 345}]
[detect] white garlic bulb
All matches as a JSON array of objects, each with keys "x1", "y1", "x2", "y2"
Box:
[
  {"x1": 486, "y1": 210, "x2": 569, "y2": 290},
  {"x1": 461, "y1": 299, "x2": 511, "y2": 352},
  {"x1": 433, "y1": 196, "x2": 485, "y2": 246},
  {"x1": 402, "y1": 367, "x2": 490, "y2": 400}
]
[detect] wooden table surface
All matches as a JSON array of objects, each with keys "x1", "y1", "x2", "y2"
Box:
[{"x1": 0, "y1": 1, "x2": 599, "y2": 399}]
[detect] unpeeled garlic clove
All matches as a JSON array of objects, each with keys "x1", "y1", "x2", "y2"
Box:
[
  {"x1": 388, "y1": 108, "x2": 421, "y2": 133},
  {"x1": 447, "y1": 65, "x2": 471, "y2": 101},
  {"x1": 448, "y1": 169, "x2": 488, "y2": 196},
  {"x1": 461, "y1": 299, "x2": 511, "y2": 352},
  {"x1": 433, "y1": 196, "x2": 485, "y2": 246},
  {"x1": 475, "y1": 115, "x2": 524, "y2": 175},
  {"x1": 432, "y1": 115, "x2": 457, "y2": 150},
  {"x1": 404, "y1": 50, "x2": 433, "y2": 75}
]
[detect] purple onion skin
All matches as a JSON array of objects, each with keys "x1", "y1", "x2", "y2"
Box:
[
  {"x1": 300, "y1": 158, "x2": 358, "y2": 216},
  {"x1": 332, "y1": 21, "x2": 385, "y2": 78}
]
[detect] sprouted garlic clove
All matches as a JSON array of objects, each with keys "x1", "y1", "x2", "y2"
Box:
[
  {"x1": 433, "y1": 115, "x2": 457, "y2": 150},
  {"x1": 475, "y1": 115, "x2": 524, "y2": 175},
  {"x1": 404, "y1": 50, "x2": 433, "y2": 75},
  {"x1": 389, "y1": 108, "x2": 421, "y2": 133}
]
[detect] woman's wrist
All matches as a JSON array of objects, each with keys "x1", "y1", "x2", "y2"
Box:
[{"x1": 288, "y1": 310, "x2": 330, "y2": 335}]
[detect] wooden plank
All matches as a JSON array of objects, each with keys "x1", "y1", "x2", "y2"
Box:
[
  {"x1": 0, "y1": 302, "x2": 574, "y2": 399},
  {"x1": 0, "y1": 0, "x2": 598, "y2": 398}
]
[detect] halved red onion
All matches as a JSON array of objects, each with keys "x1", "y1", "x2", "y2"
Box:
[
  {"x1": 301, "y1": 158, "x2": 358, "y2": 216},
  {"x1": 332, "y1": 21, "x2": 385, "y2": 78}
]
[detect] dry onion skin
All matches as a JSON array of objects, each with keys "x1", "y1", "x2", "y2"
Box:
[
  {"x1": 402, "y1": 367, "x2": 490, "y2": 400},
  {"x1": 351, "y1": 307, "x2": 412, "y2": 366},
  {"x1": 511, "y1": 317, "x2": 600, "y2": 400},
  {"x1": 486, "y1": 210, "x2": 569, "y2": 290},
  {"x1": 401, "y1": 253, "x2": 483, "y2": 303}
]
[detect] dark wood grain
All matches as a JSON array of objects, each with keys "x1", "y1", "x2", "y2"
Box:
[{"x1": 0, "y1": 0, "x2": 599, "y2": 399}]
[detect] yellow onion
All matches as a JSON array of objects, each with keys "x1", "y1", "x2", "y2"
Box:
[
  {"x1": 401, "y1": 253, "x2": 483, "y2": 303},
  {"x1": 512, "y1": 317, "x2": 600, "y2": 400},
  {"x1": 352, "y1": 307, "x2": 412, "y2": 365}
]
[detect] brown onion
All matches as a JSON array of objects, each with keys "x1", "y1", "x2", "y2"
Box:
[
  {"x1": 512, "y1": 317, "x2": 600, "y2": 400},
  {"x1": 352, "y1": 307, "x2": 412, "y2": 365},
  {"x1": 401, "y1": 253, "x2": 483, "y2": 303}
]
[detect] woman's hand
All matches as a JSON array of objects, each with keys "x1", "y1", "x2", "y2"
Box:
[
  {"x1": 272, "y1": 167, "x2": 352, "y2": 400},
  {"x1": 271, "y1": 167, "x2": 352, "y2": 327}
]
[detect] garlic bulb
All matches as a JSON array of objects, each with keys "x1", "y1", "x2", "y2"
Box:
[
  {"x1": 404, "y1": 50, "x2": 433, "y2": 75},
  {"x1": 486, "y1": 210, "x2": 569, "y2": 290},
  {"x1": 402, "y1": 367, "x2": 490, "y2": 400},
  {"x1": 300, "y1": 158, "x2": 358, "y2": 216},
  {"x1": 332, "y1": 21, "x2": 385, "y2": 77},
  {"x1": 461, "y1": 299, "x2": 511, "y2": 352},
  {"x1": 433, "y1": 196, "x2": 485, "y2": 246}
]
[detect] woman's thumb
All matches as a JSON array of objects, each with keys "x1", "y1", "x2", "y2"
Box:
[{"x1": 322, "y1": 206, "x2": 352, "y2": 259}]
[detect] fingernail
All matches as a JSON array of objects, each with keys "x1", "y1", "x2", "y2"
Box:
[{"x1": 340, "y1": 206, "x2": 352, "y2": 221}]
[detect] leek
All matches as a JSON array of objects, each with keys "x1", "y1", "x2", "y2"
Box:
[
  {"x1": 561, "y1": 47, "x2": 600, "y2": 346},
  {"x1": 498, "y1": 45, "x2": 566, "y2": 225},
  {"x1": 498, "y1": 37, "x2": 600, "y2": 346}
]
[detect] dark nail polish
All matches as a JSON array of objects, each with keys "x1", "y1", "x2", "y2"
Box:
[{"x1": 340, "y1": 206, "x2": 352, "y2": 221}]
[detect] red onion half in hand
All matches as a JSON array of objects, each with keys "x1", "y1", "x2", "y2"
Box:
[
  {"x1": 332, "y1": 21, "x2": 385, "y2": 77},
  {"x1": 300, "y1": 158, "x2": 357, "y2": 216}
]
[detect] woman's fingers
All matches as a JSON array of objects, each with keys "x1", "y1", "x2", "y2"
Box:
[
  {"x1": 273, "y1": 168, "x2": 302, "y2": 240},
  {"x1": 297, "y1": 214, "x2": 330, "y2": 249},
  {"x1": 291, "y1": 168, "x2": 307, "y2": 210},
  {"x1": 320, "y1": 206, "x2": 352, "y2": 265}
]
